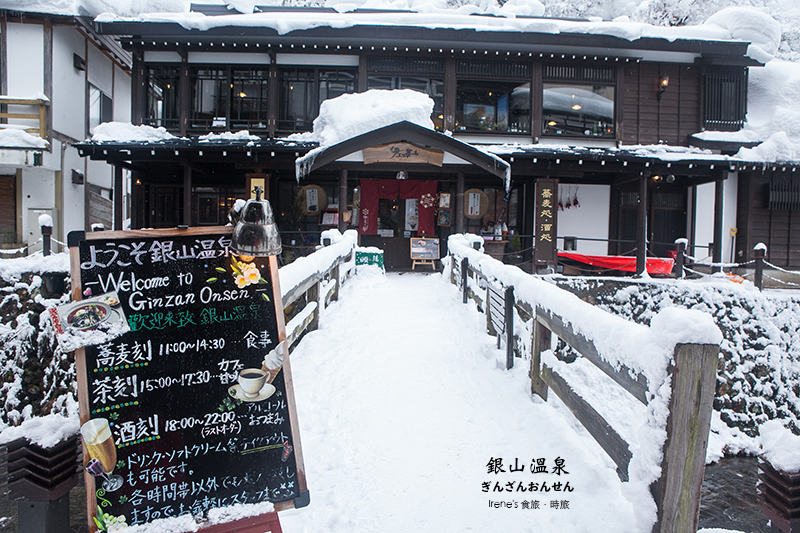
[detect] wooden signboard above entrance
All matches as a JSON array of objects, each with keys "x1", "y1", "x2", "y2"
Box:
[
  {"x1": 363, "y1": 142, "x2": 444, "y2": 166},
  {"x1": 68, "y1": 226, "x2": 308, "y2": 532}
]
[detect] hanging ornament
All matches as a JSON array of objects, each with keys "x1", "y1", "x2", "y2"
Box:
[
  {"x1": 565, "y1": 186, "x2": 572, "y2": 209},
  {"x1": 420, "y1": 193, "x2": 436, "y2": 209},
  {"x1": 573, "y1": 186, "x2": 580, "y2": 209}
]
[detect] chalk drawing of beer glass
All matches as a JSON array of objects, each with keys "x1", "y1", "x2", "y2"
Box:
[{"x1": 81, "y1": 418, "x2": 124, "y2": 492}]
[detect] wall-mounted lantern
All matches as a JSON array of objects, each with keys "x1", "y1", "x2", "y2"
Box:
[{"x1": 657, "y1": 76, "x2": 669, "y2": 100}]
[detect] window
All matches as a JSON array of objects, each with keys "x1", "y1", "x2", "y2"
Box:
[
  {"x1": 456, "y1": 80, "x2": 530, "y2": 133},
  {"x1": 278, "y1": 67, "x2": 356, "y2": 133},
  {"x1": 89, "y1": 84, "x2": 112, "y2": 133},
  {"x1": 191, "y1": 68, "x2": 228, "y2": 129},
  {"x1": 368, "y1": 76, "x2": 444, "y2": 130},
  {"x1": 542, "y1": 83, "x2": 615, "y2": 138},
  {"x1": 189, "y1": 66, "x2": 269, "y2": 131},
  {"x1": 231, "y1": 68, "x2": 269, "y2": 129},
  {"x1": 146, "y1": 66, "x2": 181, "y2": 130},
  {"x1": 704, "y1": 66, "x2": 747, "y2": 131}
]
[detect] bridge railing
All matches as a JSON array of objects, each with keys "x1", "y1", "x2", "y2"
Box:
[
  {"x1": 279, "y1": 229, "x2": 357, "y2": 350},
  {"x1": 447, "y1": 233, "x2": 721, "y2": 533}
]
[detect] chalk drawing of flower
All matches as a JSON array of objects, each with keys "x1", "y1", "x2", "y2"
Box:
[{"x1": 207, "y1": 255, "x2": 269, "y2": 291}]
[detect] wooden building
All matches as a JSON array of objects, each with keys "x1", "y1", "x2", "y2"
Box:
[{"x1": 76, "y1": 4, "x2": 777, "y2": 271}]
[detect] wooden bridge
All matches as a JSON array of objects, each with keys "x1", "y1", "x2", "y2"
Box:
[{"x1": 282, "y1": 230, "x2": 721, "y2": 533}]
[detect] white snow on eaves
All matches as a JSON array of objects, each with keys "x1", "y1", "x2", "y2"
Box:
[
  {"x1": 91, "y1": 121, "x2": 177, "y2": 142},
  {"x1": 95, "y1": 7, "x2": 738, "y2": 44},
  {"x1": 0, "y1": 128, "x2": 49, "y2": 149}
]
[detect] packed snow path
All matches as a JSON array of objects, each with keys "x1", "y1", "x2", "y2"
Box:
[{"x1": 280, "y1": 271, "x2": 639, "y2": 533}]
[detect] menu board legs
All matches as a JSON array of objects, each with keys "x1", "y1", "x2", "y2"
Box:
[{"x1": 67, "y1": 228, "x2": 309, "y2": 532}]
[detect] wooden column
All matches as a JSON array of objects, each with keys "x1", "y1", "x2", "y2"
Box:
[
  {"x1": 455, "y1": 172, "x2": 465, "y2": 234},
  {"x1": 523, "y1": 181, "x2": 535, "y2": 269},
  {"x1": 131, "y1": 50, "x2": 144, "y2": 126},
  {"x1": 183, "y1": 164, "x2": 192, "y2": 226},
  {"x1": 713, "y1": 177, "x2": 725, "y2": 270},
  {"x1": 338, "y1": 169, "x2": 348, "y2": 233},
  {"x1": 180, "y1": 53, "x2": 190, "y2": 137},
  {"x1": 636, "y1": 174, "x2": 648, "y2": 276},
  {"x1": 444, "y1": 58, "x2": 456, "y2": 132},
  {"x1": 114, "y1": 165, "x2": 123, "y2": 230}
]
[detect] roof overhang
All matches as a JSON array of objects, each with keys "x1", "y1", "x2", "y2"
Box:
[
  {"x1": 95, "y1": 9, "x2": 762, "y2": 67},
  {"x1": 295, "y1": 121, "x2": 510, "y2": 187}
]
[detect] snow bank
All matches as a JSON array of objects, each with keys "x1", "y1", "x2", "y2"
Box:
[
  {"x1": 0, "y1": 251, "x2": 69, "y2": 280},
  {"x1": 91, "y1": 121, "x2": 177, "y2": 142},
  {"x1": 705, "y1": 7, "x2": 782, "y2": 58},
  {"x1": 0, "y1": 397, "x2": 79, "y2": 447},
  {"x1": 760, "y1": 419, "x2": 800, "y2": 473}
]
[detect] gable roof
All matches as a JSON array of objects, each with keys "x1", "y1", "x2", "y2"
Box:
[{"x1": 295, "y1": 120, "x2": 510, "y2": 187}]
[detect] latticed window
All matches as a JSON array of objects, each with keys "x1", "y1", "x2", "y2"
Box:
[
  {"x1": 703, "y1": 66, "x2": 747, "y2": 132},
  {"x1": 278, "y1": 67, "x2": 356, "y2": 133},
  {"x1": 146, "y1": 66, "x2": 180, "y2": 130},
  {"x1": 189, "y1": 66, "x2": 270, "y2": 131}
]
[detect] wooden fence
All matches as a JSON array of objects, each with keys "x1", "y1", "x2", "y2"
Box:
[
  {"x1": 0, "y1": 96, "x2": 49, "y2": 139},
  {"x1": 280, "y1": 234, "x2": 357, "y2": 352},
  {"x1": 450, "y1": 241, "x2": 720, "y2": 533}
]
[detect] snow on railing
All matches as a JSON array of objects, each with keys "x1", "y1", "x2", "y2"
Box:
[
  {"x1": 446, "y1": 233, "x2": 722, "y2": 533},
  {"x1": 279, "y1": 229, "x2": 357, "y2": 349}
]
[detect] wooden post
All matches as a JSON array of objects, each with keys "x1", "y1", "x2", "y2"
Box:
[
  {"x1": 675, "y1": 240, "x2": 686, "y2": 279},
  {"x1": 530, "y1": 319, "x2": 550, "y2": 399},
  {"x1": 455, "y1": 173, "x2": 465, "y2": 234},
  {"x1": 651, "y1": 343, "x2": 719, "y2": 533},
  {"x1": 754, "y1": 246, "x2": 766, "y2": 290},
  {"x1": 114, "y1": 165, "x2": 124, "y2": 230},
  {"x1": 41, "y1": 224, "x2": 52, "y2": 256},
  {"x1": 182, "y1": 164, "x2": 192, "y2": 227},
  {"x1": 461, "y1": 258, "x2": 468, "y2": 304},
  {"x1": 637, "y1": 174, "x2": 648, "y2": 276},
  {"x1": 331, "y1": 263, "x2": 340, "y2": 303},
  {"x1": 338, "y1": 169, "x2": 348, "y2": 233},
  {"x1": 505, "y1": 286, "x2": 514, "y2": 369},
  {"x1": 308, "y1": 281, "x2": 320, "y2": 332},
  {"x1": 486, "y1": 285, "x2": 494, "y2": 336},
  {"x1": 713, "y1": 178, "x2": 725, "y2": 272}
]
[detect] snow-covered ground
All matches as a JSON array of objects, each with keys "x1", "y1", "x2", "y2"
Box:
[{"x1": 271, "y1": 268, "x2": 749, "y2": 533}]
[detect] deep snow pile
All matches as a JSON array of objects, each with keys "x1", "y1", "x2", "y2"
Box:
[
  {"x1": 552, "y1": 276, "x2": 800, "y2": 457},
  {"x1": 0, "y1": 253, "x2": 74, "y2": 438}
]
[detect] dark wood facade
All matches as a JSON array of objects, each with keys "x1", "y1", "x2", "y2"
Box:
[
  {"x1": 78, "y1": 6, "x2": 779, "y2": 271},
  {"x1": 737, "y1": 169, "x2": 800, "y2": 267},
  {"x1": 622, "y1": 62, "x2": 701, "y2": 146}
]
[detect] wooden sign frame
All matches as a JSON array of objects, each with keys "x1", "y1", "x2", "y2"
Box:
[
  {"x1": 68, "y1": 226, "x2": 308, "y2": 533},
  {"x1": 410, "y1": 237, "x2": 439, "y2": 270}
]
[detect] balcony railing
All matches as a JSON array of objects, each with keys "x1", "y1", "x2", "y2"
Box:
[{"x1": 0, "y1": 96, "x2": 50, "y2": 139}]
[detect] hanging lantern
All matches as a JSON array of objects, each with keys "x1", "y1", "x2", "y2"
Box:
[{"x1": 232, "y1": 186, "x2": 282, "y2": 257}]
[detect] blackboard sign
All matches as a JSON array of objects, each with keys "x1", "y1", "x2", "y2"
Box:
[
  {"x1": 410, "y1": 238, "x2": 439, "y2": 260},
  {"x1": 69, "y1": 227, "x2": 308, "y2": 532}
]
